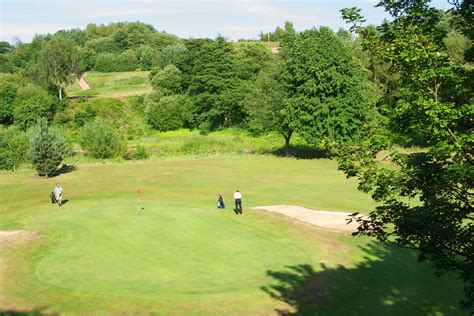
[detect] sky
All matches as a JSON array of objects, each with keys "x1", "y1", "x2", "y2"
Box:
[{"x1": 1, "y1": 0, "x2": 453, "y2": 43}]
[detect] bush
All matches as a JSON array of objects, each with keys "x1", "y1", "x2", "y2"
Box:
[
  {"x1": 145, "y1": 94, "x2": 191, "y2": 131},
  {"x1": 0, "y1": 73, "x2": 25, "y2": 124},
  {"x1": 151, "y1": 64, "x2": 182, "y2": 95},
  {"x1": 114, "y1": 50, "x2": 138, "y2": 72},
  {"x1": 13, "y1": 84, "x2": 55, "y2": 130},
  {"x1": 28, "y1": 118, "x2": 67, "y2": 176},
  {"x1": 0, "y1": 126, "x2": 29, "y2": 171},
  {"x1": 94, "y1": 53, "x2": 116, "y2": 72},
  {"x1": 79, "y1": 117, "x2": 125, "y2": 158},
  {"x1": 125, "y1": 145, "x2": 149, "y2": 160}
]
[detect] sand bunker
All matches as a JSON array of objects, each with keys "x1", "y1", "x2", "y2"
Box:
[{"x1": 252, "y1": 205, "x2": 363, "y2": 232}]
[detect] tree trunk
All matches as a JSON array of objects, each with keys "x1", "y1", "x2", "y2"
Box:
[
  {"x1": 283, "y1": 130, "x2": 293, "y2": 149},
  {"x1": 58, "y1": 86, "x2": 62, "y2": 101}
]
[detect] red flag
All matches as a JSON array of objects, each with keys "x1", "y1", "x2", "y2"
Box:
[{"x1": 136, "y1": 186, "x2": 141, "y2": 196}]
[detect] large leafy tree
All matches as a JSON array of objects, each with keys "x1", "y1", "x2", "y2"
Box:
[
  {"x1": 245, "y1": 61, "x2": 293, "y2": 147},
  {"x1": 37, "y1": 35, "x2": 81, "y2": 100},
  {"x1": 12, "y1": 83, "x2": 55, "y2": 130},
  {"x1": 180, "y1": 37, "x2": 240, "y2": 128},
  {"x1": 282, "y1": 27, "x2": 375, "y2": 145},
  {"x1": 338, "y1": 0, "x2": 473, "y2": 309}
]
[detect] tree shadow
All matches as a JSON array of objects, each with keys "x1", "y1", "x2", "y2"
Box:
[
  {"x1": 0, "y1": 306, "x2": 57, "y2": 315},
  {"x1": 262, "y1": 242, "x2": 464, "y2": 315},
  {"x1": 51, "y1": 164, "x2": 77, "y2": 177},
  {"x1": 265, "y1": 145, "x2": 330, "y2": 160}
]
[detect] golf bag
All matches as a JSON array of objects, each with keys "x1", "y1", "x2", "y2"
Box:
[{"x1": 50, "y1": 192, "x2": 58, "y2": 204}]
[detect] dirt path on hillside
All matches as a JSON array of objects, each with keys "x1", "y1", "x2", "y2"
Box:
[
  {"x1": 252, "y1": 205, "x2": 363, "y2": 232},
  {"x1": 78, "y1": 75, "x2": 90, "y2": 91}
]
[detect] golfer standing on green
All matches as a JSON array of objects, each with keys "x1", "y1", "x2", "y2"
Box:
[
  {"x1": 234, "y1": 190, "x2": 243, "y2": 214},
  {"x1": 54, "y1": 183, "x2": 63, "y2": 206}
]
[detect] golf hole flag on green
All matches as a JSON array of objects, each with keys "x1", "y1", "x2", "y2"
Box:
[{"x1": 136, "y1": 185, "x2": 142, "y2": 215}]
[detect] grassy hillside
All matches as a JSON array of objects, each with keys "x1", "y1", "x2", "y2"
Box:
[{"x1": 66, "y1": 71, "x2": 152, "y2": 98}]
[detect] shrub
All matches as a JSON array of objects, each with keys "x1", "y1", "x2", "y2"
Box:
[
  {"x1": 145, "y1": 94, "x2": 190, "y2": 131},
  {"x1": 94, "y1": 53, "x2": 116, "y2": 72},
  {"x1": 125, "y1": 145, "x2": 149, "y2": 160},
  {"x1": 114, "y1": 50, "x2": 138, "y2": 72},
  {"x1": 79, "y1": 117, "x2": 125, "y2": 158},
  {"x1": 151, "y1": 64, "x2": 182, "y2": 95},
  {"x1": 13, "y1": 84, "x2": 55, "y2": 130},
  {"x1": 28, "y1": 118, "x2": 67, "y2": 176},
  {"x1": 0, "y1": 73, "x2": 25, "y2": 124},
  {"x1": 0, "y1": 126, "x2": 29, "y2": 171}
]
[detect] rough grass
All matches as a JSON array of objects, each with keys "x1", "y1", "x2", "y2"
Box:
[
  {"x1": 0, "y1": 156, "x2": 464, "y2": 315},
  {"x1": 65, "y1": 71, "x2": 152, "y2": 98}
]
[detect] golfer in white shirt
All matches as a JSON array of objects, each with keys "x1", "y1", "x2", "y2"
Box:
[
  {"x1": 54, "y1": 183, "x2": 63, "y2": 206},
  {"x1": 234, "y1": 190, "x2": 243, "y2": 214}
]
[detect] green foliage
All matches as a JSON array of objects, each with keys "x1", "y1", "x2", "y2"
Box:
[
  {"x1": 283, "y1": 27, "x2": 375, "y2": 144},
  {"x1": 337, "y1": 1, "x2": 474, "y2": 309},
  {"x1": 139, "y1": 46, "x2": 157, "y2": 70},
  {"x1": 13, "y1": 83, "x2": 55, "y2": 130},
  {"x1": 28, "y1": 117, "x2": 67, "y2": 176},
  {"x1": 145, "y1": 94, "x2": 191, "y2": 131},
  {"x1": 151, "y1": 64, "x2": 182, "y2": 95},
  {"x1": 37, "y1": 35, "x2": 81, "y2": 100},
  {"x1": 157, "y1": 43, "x2": 187, "y2": 68},
  {"x1": 0, "y1": 73, "x2": 25, "y2": 124},
  {"x1": 125, "y1": 145, "x2": 149, "y2": 160},
  {"x1": 114, "y1": 49, "x2": 138, "y2": 72},
  {"x1": 94, "y1": 53, "x2": 116, "y2": 72},
  {"x1": 245, "y1": 61, "x2": 293, "y2": 146},
  {"x1": 180, "y1": 37, "x2": 247, "y2": 128},
  {"x1": 79, "y1": 47, "x2": 97, "y2": 72},
  {"x1": 0, "y1": 126, "x2": 29, "y2": 171},
  {"x1": 340, "y1": 7, "x2": 366, "y2": 33},
  {"x1": 79, "y1": 117, "x2": 126, "y2": 159}
]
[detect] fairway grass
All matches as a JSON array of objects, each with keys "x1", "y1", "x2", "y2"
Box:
[
  {"x1": 65, "y1": 71, "x2": 152, "y2": 98},
  {"x1": 0, "y1": 156, "x2": 464, "y2": 315}
]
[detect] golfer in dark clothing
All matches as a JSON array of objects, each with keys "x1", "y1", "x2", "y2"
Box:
[
  {"x1": 217, "y1": 194, "x2": 225, "y2": 209},
  {"x1": 234, "y1": 190, "x2": 243, "y2": 214}
]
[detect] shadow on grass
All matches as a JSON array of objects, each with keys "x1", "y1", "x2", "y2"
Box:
[
  {"x1": 0, "y1": 306, "x2": 57, "y2": 315},
  {"x1": 51, "y1": 164, "x2": 77, "y2": 177},
  {"x1": 262, "y1": 242, "x2": 463, "y2": 316},
  {"x1": 265, "y1": 145, "x2": 330, "y2": 160}
]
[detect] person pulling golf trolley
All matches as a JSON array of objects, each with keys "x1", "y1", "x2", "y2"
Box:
[{"x1": 50, "y1": 183, "x2": 63, "y2": 206}]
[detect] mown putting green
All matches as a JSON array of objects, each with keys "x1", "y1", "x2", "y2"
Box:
[{"x1": 0, "y1": 156, "x2": 464, "y2": 315}]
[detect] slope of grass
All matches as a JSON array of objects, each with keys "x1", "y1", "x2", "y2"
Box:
[
  {"x1": 66, "y1": 71, "x2": 152, "y2": 98},
  {"x1": 0, "y1": 156, "x2": 463, "y2": 315}
]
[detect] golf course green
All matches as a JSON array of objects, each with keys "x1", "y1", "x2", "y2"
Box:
[{"x1": 0, "y1": 156, "x2": 464, "y2": 315}]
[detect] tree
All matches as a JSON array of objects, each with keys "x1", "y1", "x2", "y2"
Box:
[
  {"x1": 79, "y1": 118, "x2": 125, "y2": 159},
  {"x1": 38, "y1": 35, "x2": 81, "y2": 100},
  {"x1": 245, "y1": 62, "x2": 293, "y2": 147},
  {"x1": 13, "y1": 83, "x2": 55, "y2": 130},
  {"x1": 151, "y1": 64, "x2": 182, "y2": 95},
  {"x1": 282, "y1": 27, "x2": 375, "y2": 145},
  {"x1": 340, "y1": 7, "x2": 367, "y2": 33},
  {"x1": 337, "y1": 1, "x2": 473, "y2": 309},
  {"x1": 28, "y1": 117, "x2": 67, "y2": 176},
  {"x1": 0, "y1": 73, "x2": 25, "y2": 124},
  {"x1": 0, "y1": 126, "x2": 29, "y2": 171},
  {"x1": 182, "y1": 37, "x2": 240, "y2": 128},
  {"x1": 145, "y1": 94, "x2": 192, "y2": 131},
  {"x1": 94, "y1": 53, "x2": 116, "y2": 72}
]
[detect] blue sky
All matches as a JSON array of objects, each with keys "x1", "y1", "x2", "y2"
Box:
[{"x1": 1, "y1": 0, "x2": 453, "y2": 43}]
